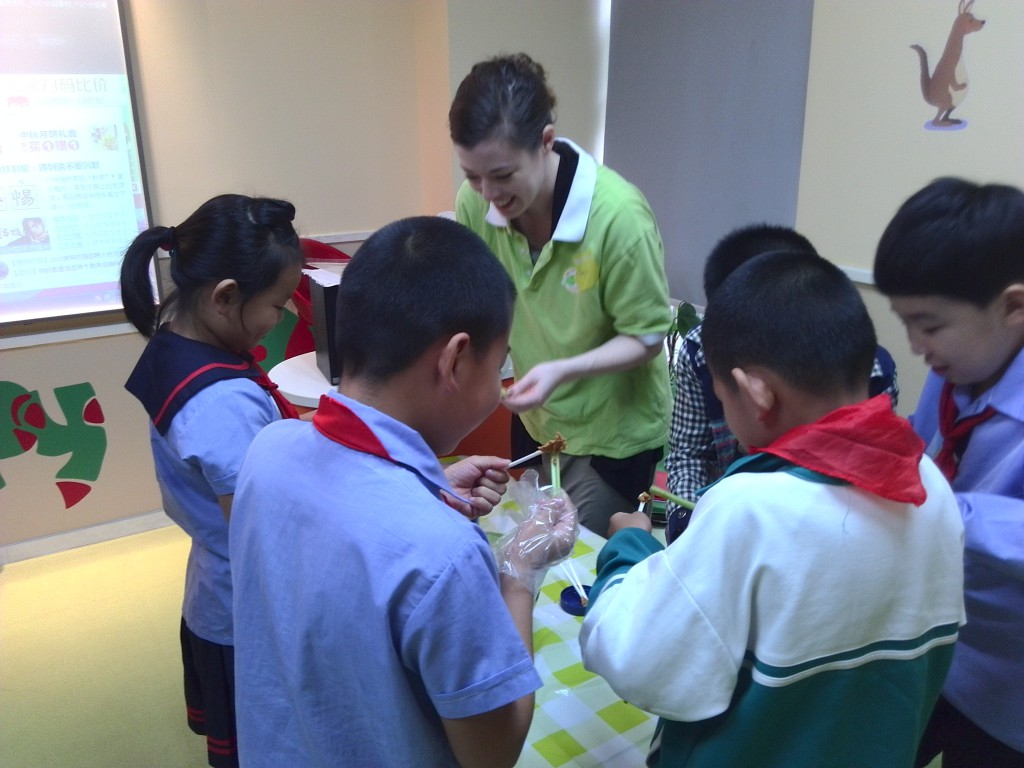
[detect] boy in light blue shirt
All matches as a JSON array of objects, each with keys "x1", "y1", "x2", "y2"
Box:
[
  {"x1": 874, "y1": 177, "x2": 1024, "y2": 767},
  {"x1": 230, "y1": 217, "x2": 577, "y2": 768}
]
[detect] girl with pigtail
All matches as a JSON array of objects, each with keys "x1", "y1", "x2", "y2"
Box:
[
  {"x1": 122, "y1": 195, "x2": 516, "y2": 766},
  {"x1": 122, "y1": 193, "x2": 305, "y2": 768}
]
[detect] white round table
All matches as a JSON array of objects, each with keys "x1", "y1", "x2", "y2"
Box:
[{"x1": 268, "y1": 352, "x2": 333, "y2": 409}]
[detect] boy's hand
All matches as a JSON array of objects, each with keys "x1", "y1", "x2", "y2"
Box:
[
  {"x1": 607, "y1": 510, "x2": 652, "y2": 536},
  {"x1": 498, "y1": 491, "x2": 578, "y2": 591},
  {"x1": 443, "y1": 456, "x2": 510, "y2": 519}
]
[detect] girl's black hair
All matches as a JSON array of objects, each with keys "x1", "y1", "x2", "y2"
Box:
[
  {"x1": 119, "y1": 194, "x2": 303, "y2": 337},
  {"x1": 449, "y1": 52, "x2": 557, "y2": 150}
]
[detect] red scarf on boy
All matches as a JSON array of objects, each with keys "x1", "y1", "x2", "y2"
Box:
[
  {"x1": 934, "y1": 381, "x2": 996, "y2": 481},
  {"x1": 751, "y1": 394, "x2": 927, "y2": 505}
]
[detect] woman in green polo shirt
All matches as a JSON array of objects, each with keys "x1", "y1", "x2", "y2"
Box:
[{"x1": 449, "y1": 53, "x2": 672, "y2": 537}]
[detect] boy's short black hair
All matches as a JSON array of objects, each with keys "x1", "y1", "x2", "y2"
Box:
[
  {"x1": 874, "y1": 177, "x2": 1024, "y2": 306},
  {"x1": 703, "y1": 250, "x2": 876, "y2": 395},
  {"x1": 335, "y1": 216, "x2": 515, "y2": 381},
  {"x1": 703, "y1": 224, "x2": 817, "y2": 299}
]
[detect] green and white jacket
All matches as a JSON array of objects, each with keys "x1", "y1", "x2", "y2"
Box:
[{"x1": 580, "y1": 397, "x2": 966, "y2": 767}]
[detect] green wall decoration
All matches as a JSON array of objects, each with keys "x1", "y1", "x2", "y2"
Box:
[{"x1": 0, "y1": 380, "x2": 107, "y2": 508}]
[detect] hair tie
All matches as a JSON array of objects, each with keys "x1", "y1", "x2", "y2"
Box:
[{"x1": 159, "y1": 226, "x2": 176, "y2": 252}]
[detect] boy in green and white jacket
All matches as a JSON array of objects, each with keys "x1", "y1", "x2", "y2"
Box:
[{"x1": 580, "y1": 249, "x2": 965, "y2": 768}]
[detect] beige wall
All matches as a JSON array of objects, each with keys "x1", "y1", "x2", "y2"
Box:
[
  {"x1": 413, "y1": 0, "x2": 456, "y2": 217},
  {"x1": 797, "y1": 0, "x2": 1024, "y2": 272},
  {"x1": 126, "y1": 0, "x2": 452, "y2": 236},
  {"x1": 798, "y1": 0, "x2": 1024, "y2": 414},
  {"x1": 126, "y1": 0, "x2": 610, "y2": 233}
]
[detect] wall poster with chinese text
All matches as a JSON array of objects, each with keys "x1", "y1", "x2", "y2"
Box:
[{"x1": 0, "y1": 0, "x2": 150, "y2": 327}]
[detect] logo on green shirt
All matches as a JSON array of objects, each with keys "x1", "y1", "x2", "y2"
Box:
[{"x1": 562, "y1": 251, "x2": 598, "y2": 294}]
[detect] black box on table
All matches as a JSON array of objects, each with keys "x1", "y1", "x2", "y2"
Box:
[{"x1": 307, "y1": 267, "x2": 343, "y2": 384}]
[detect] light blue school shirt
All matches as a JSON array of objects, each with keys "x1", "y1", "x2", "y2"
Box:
[
  {"x1": 911, "y1": 346, "x2": 1024, "y2": 752},
  {"x1": 230, "y1": 391, "x2": 542, "y2": 767},
  {"x1": 152, "y1": 378, "x2": 279, "y2": 645}
]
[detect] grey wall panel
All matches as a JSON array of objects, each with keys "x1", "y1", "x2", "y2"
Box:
[{"x1": 605, "y1": 0, "x2": 814, "y2": 303}]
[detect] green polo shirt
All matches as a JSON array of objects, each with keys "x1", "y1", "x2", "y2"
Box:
[{"x1": 456, "y1": 139, "x2": 670, "y2": 458}]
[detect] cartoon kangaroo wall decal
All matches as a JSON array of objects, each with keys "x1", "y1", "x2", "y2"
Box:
[{"x1": 911, "y1": 0, "x2": 986, "y2": 127}]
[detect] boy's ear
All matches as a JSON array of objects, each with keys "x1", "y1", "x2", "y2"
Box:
[
  {"x1": 733, "y1": 367, "x2": 776, "y2": 422},
  {"x1": 210, "y1": 279, "x2": 240, "y2": 314},
  {"x1": 1000, "y1": 283, "x2": 1024, "y2": 328},
  {"x1": 436, "y1": 332, "x2": 472, "y2": 390}
]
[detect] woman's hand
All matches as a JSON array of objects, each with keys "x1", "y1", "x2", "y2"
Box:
[
  {"x1": 503, "y1": 335, "x2": 662, "y2": 413},
  {"x1": 503, "y1": 361, "x2": 566, "y2": 412}
]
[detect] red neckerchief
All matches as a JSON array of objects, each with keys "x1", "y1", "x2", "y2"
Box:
[
  {"x1": 250, "y1": 361, "x2": 300, "y2": 420},
  {"x1": 751, "y1": 394, "x2": 927, "y2": 504},
  {"x1": 934, "y1": 381, "x2": 996, "y2": 481},
  {"x1": 312, "y1": 394, "x2": 394, "y2": 460},
  {"x1": 249, "y1": 345, "x2": 300, "y2": 420},
  {"x1": 311, "y1": 394, "x2": 466, "y2": 512}
]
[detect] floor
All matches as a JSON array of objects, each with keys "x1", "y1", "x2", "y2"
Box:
[
  {"x1": 0, "y1": 525, "x2": 209, "y2": 768},
  {"x1": 0, "y1": 523, "x2": 943, "y2": 768}
]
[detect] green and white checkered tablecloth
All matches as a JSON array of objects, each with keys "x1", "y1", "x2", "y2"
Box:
[{"x1": 480, "y1": 502, "x2": 656, "y2": 768}]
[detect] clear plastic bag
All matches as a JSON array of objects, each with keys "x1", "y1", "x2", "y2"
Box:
[{"x1": 493, "y1": 469, "x2": 579, "y2": 594}]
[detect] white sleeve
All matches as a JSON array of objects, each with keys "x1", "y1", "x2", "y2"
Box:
[{"x1": 580, "y1": 489, "x2": 758, "y2": 721}]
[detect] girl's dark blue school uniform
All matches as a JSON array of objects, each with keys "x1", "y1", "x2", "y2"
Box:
[{"x1": 126, "y1": 326, "x2": 296, "y2": 768}]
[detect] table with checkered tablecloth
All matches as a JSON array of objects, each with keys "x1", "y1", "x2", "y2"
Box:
[{"x1": 479, "y1": 501, "x2": 656, "y2": 768}]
